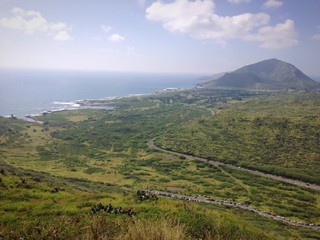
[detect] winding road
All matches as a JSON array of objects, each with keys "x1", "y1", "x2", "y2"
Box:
[
  {"x1": 148, "y1": 139, "x2": 320, "y2": 192},
  {"x1": 144, "y1": 190, "x2": 320, "y2": 230}
]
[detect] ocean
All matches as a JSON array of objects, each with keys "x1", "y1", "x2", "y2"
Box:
[{"x1": 0, "y1": 69, "x2": 201, "y2": 118}]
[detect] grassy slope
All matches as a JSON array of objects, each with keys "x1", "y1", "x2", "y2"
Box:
[
  {"x1": 0, "y1": 162, "x2": 282, "y2": 240},
  {"x1": 157, "y1": 92, "x2": 320, "y2": 184},
  {"x1": 1, "y1": 91, "x2": 320, "y2": 239}
]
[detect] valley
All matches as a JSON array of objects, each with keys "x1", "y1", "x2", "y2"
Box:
[
  {"x1": 148, "y1": 139, "x2": 320, "y2": 191},
  {"x1": 1, "y1": 87, "x2": 320, "y2": 239}
]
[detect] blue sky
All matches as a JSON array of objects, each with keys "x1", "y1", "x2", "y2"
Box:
[{"x1": 0, "y1": 0, "x2": 319, "y2": 75}]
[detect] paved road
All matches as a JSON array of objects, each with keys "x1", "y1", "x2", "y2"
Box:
[
  {"x1": 144, "y1": 189, "x2": 320, "y2": 230},
  {"x1": 148, "y1": 139, "x2": 320, "y2": 192}
]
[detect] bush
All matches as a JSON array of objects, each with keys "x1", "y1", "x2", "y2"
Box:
[{"x1": 84, "y1": 167, "x2": 104, "y2": 175}]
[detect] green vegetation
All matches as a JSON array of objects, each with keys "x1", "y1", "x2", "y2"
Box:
[
  {"x1": 0, "y1": 161, "x2": 289, "y2": 240},
  {"x1": 157, "y1": 92, "x2": 320, "y2": 184},
  {"x1": 202, "y1": 59, "x2": 320, "y2": 90},
  {"x1": 1, "y1": 90, "x2": 320, "y2": 239}
]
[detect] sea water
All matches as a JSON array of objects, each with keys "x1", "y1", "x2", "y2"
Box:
[{"x1": 0, "y1": 68, "x2": 201, "y2": 118}]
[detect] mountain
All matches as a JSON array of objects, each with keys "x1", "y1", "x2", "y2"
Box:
[
  {"x1": 199, "y1": 72, "x2": 227, "y2": 82},
  {"x1": 202, "y1": 59, "x2": 320, "y2": 90},
  {"x1": 310, "y1": 75, "x2": 320, "y2": 83}
]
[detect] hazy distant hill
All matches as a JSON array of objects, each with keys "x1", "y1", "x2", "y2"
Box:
[
  {"x1": 198, "y1": 72, "x2": 227, "y2": 82},
  {"x1": 311, "y1": 75, "x2": 320, "y2": 83},
  {"x1": 202, "y1": 59, "x2": 319, "y2": 90}
]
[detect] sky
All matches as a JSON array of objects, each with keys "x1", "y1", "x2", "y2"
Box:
[{"x1": 0, "y1": 0, "x2": 319, "y2": 75}]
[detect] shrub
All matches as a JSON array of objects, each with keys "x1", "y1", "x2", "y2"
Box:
[{"x1": 84, "y1": 167, "x2": 104, "y2": 175}]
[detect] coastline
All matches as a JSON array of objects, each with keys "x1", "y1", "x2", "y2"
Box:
[
  {"x1": 0, "y1": 69, "x2": 200, "y2": 120},
  {"x1": 5, "y1": 87, "x2": 187, "y2": 122}
]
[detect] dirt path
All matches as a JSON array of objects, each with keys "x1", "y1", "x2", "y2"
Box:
[
  {"x1": 148, "y1": 139, "x2": 320, "y2": 192},
  {"x1": 144, "y1": 189, "x2": 320, "y2": 230}
]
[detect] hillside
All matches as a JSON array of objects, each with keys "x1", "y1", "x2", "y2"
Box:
[
  {"x1": 156, "y1": 92, "x2": 320, "y2": 184},
  {"x1": 202, "y1": 59, "x2": 319, "y2": 90},
  {"x1": 1, "y1": 90, "x2": 320, "y2": 239}
]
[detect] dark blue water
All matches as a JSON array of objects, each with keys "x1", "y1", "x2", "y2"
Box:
[{"x1": 0, "y1": 69, "x2": 201, "y2": 118}]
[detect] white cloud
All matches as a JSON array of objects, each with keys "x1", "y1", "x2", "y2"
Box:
[
  {"x1": 146, "y1": 0, "x2": 297, "y2": 49},
  {"x1": 263, "y1": 0, "x2": 283, "y2": 9},
  {"x1": 312, "y1": 26, "x2": 320, "y2": 40},
  {"x1": 50, "y1": 22, "x2": 67, "y2": 31},
  {"x1": 312, "y1": 34, "x2": 320, "y2": 40},
  {"x1": 146, "y1": 0, "x2": 216, "y2": 34},
  {"x1": 54, "y1": 30, "x2": 72, "y2": 41},
  {"x1": 0, "y1": 7, "x2": 48, "y2": 34},
  {"x1": 228, "y1": 0, "x2": 251, "y2": 4},
  {"x1": 101, "y1": 24, "x2": 112, "y2": 32},
  {"x1": 108, "y1": 34, "x2": 125, "y2": 42},
  {"x1": 247, "y1": 19, "x2": 298, "y2": 49},
  {"x1": 0, "y1": 7, "x2": 72, "y2": 41}
]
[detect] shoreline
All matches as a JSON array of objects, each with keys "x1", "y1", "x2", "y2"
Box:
[{"x1": 3, "y1": 87, "x2": 187, "y2": 122}]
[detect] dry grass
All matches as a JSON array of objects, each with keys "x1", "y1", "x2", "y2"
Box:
[
  {"x1": 115, "y1": 219, "x2": 188, "y2": 240},
  {"x1": 66, "y1": 115, "x2": 89, "y2": 122}
]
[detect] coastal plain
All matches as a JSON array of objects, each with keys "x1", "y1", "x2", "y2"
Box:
[{"x1": 1, "y1": 88, "x2": 320, "y2": 239}]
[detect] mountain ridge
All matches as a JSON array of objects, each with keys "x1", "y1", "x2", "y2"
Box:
[{"x1": 202, "y1": 59, "x2": 319, "y2": 90}]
